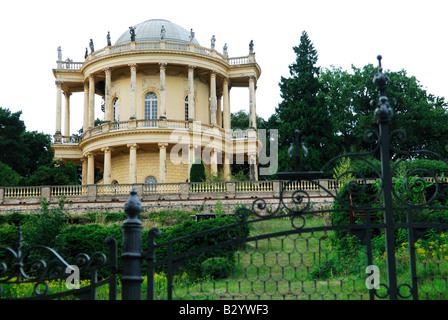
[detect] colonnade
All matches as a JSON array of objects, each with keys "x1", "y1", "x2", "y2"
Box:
[
  {"x1": 80, "y1": 142, "x2": 234, "y2": 185},
  {"x1": 55, "y1": 62, "x2": 258, "y2": 184},
  {"x1": 54, "y1": 63, "x2": 257, "y2": 136}
]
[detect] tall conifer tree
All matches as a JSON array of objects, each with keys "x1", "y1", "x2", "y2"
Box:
[{"x1": 276, "y1": 31, "x2": 335, "y2": 172}]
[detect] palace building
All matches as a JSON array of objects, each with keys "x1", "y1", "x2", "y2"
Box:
[{"x1": 51, "y1": 19, "x2": 261, "y2": 186}]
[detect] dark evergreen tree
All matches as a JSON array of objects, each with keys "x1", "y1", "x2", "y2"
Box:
[
  {"x1": 189, "y1": 159, "x2": 206, "y2": 182},
  {"x1": 276, "y1": 31, "x2": 336, "y2": 173}
]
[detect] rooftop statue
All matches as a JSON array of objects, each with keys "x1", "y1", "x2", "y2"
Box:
[
  {"x1": 89, "y1": 39, "x2": 94, "y2": 53},
  {"x1": 160, "y1": 25, "x2": 166, "y2": 40},
  {"x1": 223, "y1": 43, "x2": 228, "y2": 57},
  {"x1": 107, "y1": 31, "x2": 111, "y2": 46},
  {"x1": 211, "y1": 35, "x2": 216, "y2": 50},
  {"x1": 57, "y1": 46, "x2": 62, "y2": 61},
  {"x1": 129, "y1": 27, "x2": 136, "y2": 42},
  {"x1": 189, "y1": 28, "x2": 195, "y2": 43},
  {"x1": 249, "y1": 40, "x2": 254, "y2": 55}
]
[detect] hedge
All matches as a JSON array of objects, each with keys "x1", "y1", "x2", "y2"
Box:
[{"x1": 0, "y1": 215, "x2": 249, "y2": 281}]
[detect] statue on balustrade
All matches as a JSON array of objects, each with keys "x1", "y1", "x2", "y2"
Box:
[
  {"x1": 129, "y1": 27, "x2": 136, "y2": 42},
  {"x1": 160, "y1": 25, "x2": 166, "y2": 40},
  {"x1": 211, "y1": 35, "x2": 216, "y2": 50},
  {"x1": 223, "y1": 43, "x2": 228, "y2": 57},
  {"x1": 89, "y1": 39, "x2": 94, "y2": 53},
  {"x1": 249, "y1": 40, "x2": 254, "y2": 55}
]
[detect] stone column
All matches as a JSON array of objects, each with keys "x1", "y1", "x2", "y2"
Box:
[
  {"x1": 89, "y1": 75, "x2": 95, "y2": 128},
  {"x1": 159, "y1": 63, "x2": 167, "y2": 119},
  {"x1": 223, "y1": 153, "x2": 231, "y2": 180},
  {"x1": 81, "y1": 158, "x2": 87, "y2": 185},
  {"x1": 63, "y1": 91, "x2": 71, "y2": 136},
  {"x1": 187, "y1": 66, "x2": 195, "y2": 121},
  {"x1": 210, "y1": 148, "x2": 218, "y2": 175},
  {"x1": 86, "y1": 152, "x2": 95, "y2": 185},
  {"x1": 158, "y1": 142, "x2": 168, "y2": 183},
  {"x1": 55, "y1": 81, "x2": 63, "y2": 134},
  {"x1": 83, "y1": 82, "x2": 89, "y2": 133},
  {"x1": 249, "y1": 76, "x2": 257, "y2": 129},
  {"x1": 223, "y1": 78, "x2": 231, "y2": 130},
  {"x1": 249, "y1": 152, "x2": 258, "y2": 181},
  {"x1": 129, "y1": 64, "x2": 137, "y2": 120},
  {"x1": 210, "y1": 72, "x2": 217, "y2": 125},
  {"x1": 217, "y1": 96, "x2": 222, "y2": 127},
  {"x1": 104, "y1": 68, "x2": 112, "y2": 122},
  {"x1": 188, "y1": 145, "x2": 194, "y2": 177},
  {"x1": 102, "y1": 147, "x2": 112, "y2": 184},
  {"x1": 128, "y1": 143, "x2": 138, "y2": 184}
]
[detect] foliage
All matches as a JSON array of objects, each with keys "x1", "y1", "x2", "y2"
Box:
[
  {"x1": 319, "y1": 65, "x2": 448, "y2": 160},
  {"x1": 0, "y1": 107, "x2": 53, "y2": 179},
  {"x1": 26, "y1": 160, "x2": 78, "y2": 186},
  {"x1": 189, "y1": 158, "x2": 206, "y2": 182},
  {"x1": 0, "y1": 161, "x2": 23, "y2": 186},
  {"x1": 230, "y1": 110, "x2": 269, "y2": 131},
  {"x1": 22, "y1": 196, "x2": 71, "y2": 249},
  {"x1": 276, "y1": 31, "x2": 336, "y2": 172},
  {"x1": 201, "y1": 257, "x2": 234, "y2": 279},
  {"x1": 154, "y1": 216, "x2": 250, "y2": 278}
]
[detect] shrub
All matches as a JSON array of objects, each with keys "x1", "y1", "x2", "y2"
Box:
[
  {"x1": 190, "y1": 159, "x2": 206, "y2": 182},
  {"x1": 201, "y1": 257, "x2": 234, "y2": 279}
]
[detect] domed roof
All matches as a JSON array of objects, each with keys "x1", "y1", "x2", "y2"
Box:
[{"x1": 115, "y1": 19, "x2": 200, "y2": 46}]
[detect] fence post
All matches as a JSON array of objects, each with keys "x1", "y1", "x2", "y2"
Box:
[
  {"x1": 121, "y1": 188, "x2": 143, "y2": 300},
  {"x1": 146, "y1": 227, "x2": 161, "y2": 300},
  {"x1": 373, "y1": 56, "x2": 398, "y2": 300}
]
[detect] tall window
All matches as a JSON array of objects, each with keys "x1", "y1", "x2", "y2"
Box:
[
  {"x1": 113, "y1": 98, "x2": 119, "y2": 122},
  {"x1": 185, "y1": 96, "x2": 189, "y2": 121},
  {"x1": 144, "y1": 92, "x2": 158, "y2": 120},
  {"x1": 144, "y1": 176, "x2": 157, "y2": 193}
]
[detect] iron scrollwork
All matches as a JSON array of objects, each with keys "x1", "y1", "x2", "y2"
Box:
[{"x1": 0, "y1": 223, "x2": 116, "y2": 299}]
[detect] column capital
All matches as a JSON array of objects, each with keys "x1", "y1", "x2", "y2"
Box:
[
  {"x1": 159, "y1": 62, "x2": 167, "y2": 69},
  {"x1": 55, "y1": 80, "x2": 63, "y2": 87},
  {"x1": 88, "y1": 73, "x2": 95, "y2": 80},
  {"x1": 101, "y1": 146, "x2": 114, "y2": 153},
  {"x1": 84, "y1": 151, "x2": 94, "y2": 158},
  {"x1": 63, "y1": 91, "x2": 72, "y2": 98},
  {"x1": 158, "y1": 142, "x2": 169, "y2": 148},
  {"x1": 128, "y1": 63, "x2": 138, "y2": 71},
  {"x1": 127, "y1": 142, "x2": 138, "y2": 149},
  {"x1": 103, "y1": 67, "x2": 111, "y2": 75},
  {"x1": 187, "y1": 65, "x2": 196, "y2": 70}
]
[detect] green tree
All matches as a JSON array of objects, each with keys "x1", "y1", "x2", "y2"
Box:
[
  {"x1": 26, "y1": 160, "x2": 78, "y2": 186},
  {"x1": 276, "y1": 31, "x2": 336, "y2": 172},
  {"x1": 0, "y1": 108, "x2": 27, "y2": 175},
  {"x1": 230, "y1": 110, "x2": 267, "y2": 130},
  {"x1": 0, "y1": 107, "x2": 54, "y2": 179},
  {"x1": 319, "y1": 64, "x2": 448, "y2": 160},
  {"x1": 189, "y1": 159, "x2": 206, "y2": 182},
  {"x1": 0, "y1": 161, "x2": 23, "y2": 186}
]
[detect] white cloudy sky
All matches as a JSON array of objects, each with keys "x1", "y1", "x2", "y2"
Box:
[{"x1": 0, "y1": 0, "x2": 447, "y2": 135}]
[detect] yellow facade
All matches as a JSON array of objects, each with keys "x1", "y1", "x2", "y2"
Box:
[{"x1": 51, "y1": 19, "x2": 261, "y2": 185}]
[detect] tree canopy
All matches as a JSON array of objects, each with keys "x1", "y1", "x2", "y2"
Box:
[
  {"x1": 0, "y1": 107, "x2": 78, "y2": 186},
  {"x1": 275, "y1": 31, "x2": 336, "y2": 172}
]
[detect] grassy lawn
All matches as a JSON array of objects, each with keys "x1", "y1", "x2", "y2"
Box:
[{"x1": 166, "y1": 215, "x2": 448, "y2": 300}]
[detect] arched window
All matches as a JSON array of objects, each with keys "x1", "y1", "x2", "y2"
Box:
[
  {"x1": 113, "y1": 98, "x2": 119, "y2": 122},
  {"x1": 185, "y1": 96, "x2": 189, "y2": 121},
  {"x1": 144, "y1": 176, "x2": 157, "y2": 193},
  {"x1": 144, "y1": 92, "x2": 158, "y2": 120}
]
